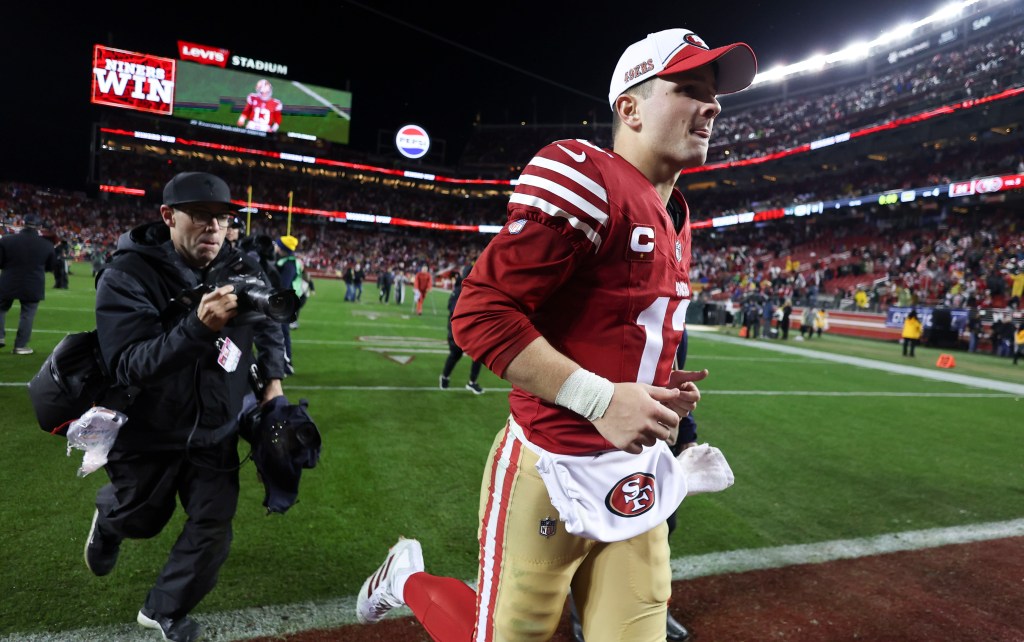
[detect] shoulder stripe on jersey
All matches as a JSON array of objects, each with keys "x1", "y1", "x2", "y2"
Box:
[
  {"x1": 526, "y1": 156, "x2": 609, "y2": 213},
  {"x1": 509, "y1": 192, "x2": 603, "y2": 250},
  {"x1": 517, "y1": 174, "x2": 609, "y2": 227}
]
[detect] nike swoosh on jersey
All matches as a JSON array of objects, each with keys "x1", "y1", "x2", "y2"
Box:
[{"x1": 556, "y1": 144, "x2": 586, "y2": 163}]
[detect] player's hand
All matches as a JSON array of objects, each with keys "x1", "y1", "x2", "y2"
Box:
[
  {"x1": 197, "y1": 285, "x2": 239, "y2": 331},
  {"x1": 662, "y1": 369, "x2": 708, "y2": 419},
  {"x1": 593, "y1": 382, "x2": 681, "y2": 455}
]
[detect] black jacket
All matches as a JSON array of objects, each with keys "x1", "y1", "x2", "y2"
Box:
[
  {"x1": 0, "y1": 227, "x2": 57, "y2": 301},
  {"x1": 96, "y1": 222, "x2": 286, "y2": 451}
]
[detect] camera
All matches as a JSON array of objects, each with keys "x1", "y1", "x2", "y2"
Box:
[{"x1": 172, "y1": 255, "x2": 299, "y2": 325}]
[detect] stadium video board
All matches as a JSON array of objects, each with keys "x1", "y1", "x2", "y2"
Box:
[{"x1": 91, "y1": 45, "x2": 352, "y2": 144}]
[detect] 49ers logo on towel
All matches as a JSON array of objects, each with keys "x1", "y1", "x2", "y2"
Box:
[{"x1": 605, "y1": 472, "x2": 657, "y2": 517}]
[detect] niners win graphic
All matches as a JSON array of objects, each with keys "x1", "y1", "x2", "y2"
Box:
[{"x1": 237, "y1": 79, "x2": 283, "y2": 132}]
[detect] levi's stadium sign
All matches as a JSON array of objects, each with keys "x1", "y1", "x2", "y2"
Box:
[
  {"x1": 91, "y1": 45, "x2": 176, "y2": 116},
  {"x1": 396, "y1": 124, "x2": 430, "y2": 159},
  {"x1": 178, "y1": 40, "x2": 228, "y2": 68}
]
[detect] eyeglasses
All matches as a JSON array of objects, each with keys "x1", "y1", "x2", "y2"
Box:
[{"x1": 177, "y1": 208, "x2": 234, "y2": 228}]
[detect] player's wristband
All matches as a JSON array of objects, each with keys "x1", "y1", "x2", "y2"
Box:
[{"x1": 555, "y1": 368, "x2": 614, "y2": 422}]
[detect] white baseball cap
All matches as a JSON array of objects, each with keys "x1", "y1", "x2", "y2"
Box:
[{"x1": 608, "y1": 29, "x2": 757, "y2": 109}]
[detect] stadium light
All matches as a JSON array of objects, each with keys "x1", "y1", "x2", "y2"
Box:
[
  {"x1": 876, "y1": 23, "x2": 916, "y2": 46},
  {"x1": 826, "y1": 42, "x2": 871, "y2": 64},
  {"x1": 746, "y1": 0, "x2": 984, "y2": 87}
]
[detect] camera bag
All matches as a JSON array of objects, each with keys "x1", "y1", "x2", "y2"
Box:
[{"x1": 28, "y1": 252, "x2": 174, "y2": 436}]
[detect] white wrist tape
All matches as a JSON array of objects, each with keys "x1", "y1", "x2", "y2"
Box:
[{"x1": 555, "y1": 368, "x2": 615, "y2": 421}]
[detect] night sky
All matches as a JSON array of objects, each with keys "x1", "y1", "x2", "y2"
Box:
[{"x1": 5, "y1": 0, "x2": 948, "y2": 190}]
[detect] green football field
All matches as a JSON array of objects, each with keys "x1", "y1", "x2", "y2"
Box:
[{"x1": 1, "y1": 263, "x2": 1021, "y2": 638}]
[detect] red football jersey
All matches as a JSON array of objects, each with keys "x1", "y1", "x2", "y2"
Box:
[
  {"x1": 452, "y1": 139, "x2": 692, "y2": 455},
  {"x1": 240, "y1": 94, "x2": 283, "y2": 132}
]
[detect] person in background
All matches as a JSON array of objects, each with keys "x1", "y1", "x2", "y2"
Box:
[
  {"x1": 439, "y1": 269, "x2": 484, "y2": 395},
  {"x1": 799, "y1": 305, "x2": 816, "y2": 340},
  {"x1": 814, "y1": 307, "x2": 829, "y2": 338},
  {"x1": 901, "y1": 309, "x2": 923, "y2": 357},
  {"x1": 966, "y1": 299, "x2": 981, "y2": 353},
  {"x1": 378, "y1": 266, "x2": 394, "y2": 303},
  {"x1": 224, "y1": 215, "x2": 245, "y2": 250},
  {"x1": 91, "y1": 244, "x2": 107, "y2": 281},
  {"x1": 413, "y1": 264, "x2": 431, "y2": 316},
  {"x1": 0, "y1": 214, "x2": 58, "y2": 354},
  {"x1": 354, "y1": 263, "x2": 365, "y2": 302},
  {"x1": 354, "y1": 25, "x2": 752, "y2": 641},
  {"x1": 761, "y1": 295, "x2": 774, "y2": 339},
  {"x1": 780, "y1": 299, "x2": 793, "y2": 340},
  {"x1": 393, "y1": 267, "x2": 407, "y2": 306},
  {"x1": 275, "y1": 235, "x2": 301, "y2": 374},
  {"x1": 53, "y1": 237, "x2": 70, "y2": 289},
  {"x1": 854, "y1": 287, "x2": 869, "y2": 311},
  {"x1": 1013, "y1": 323, "x2": 1024, "y2": 365},
  {"x1": 86, "y1": 171, "x2": 287, "y2": 642}
]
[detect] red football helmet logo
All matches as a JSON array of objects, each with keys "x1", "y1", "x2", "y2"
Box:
[{"x1": 605, "y1": 472, "x2": 657, "y2": 517}]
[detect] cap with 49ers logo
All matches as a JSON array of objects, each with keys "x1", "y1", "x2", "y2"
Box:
[{"x1": 608, "y1": 28, "x2": 757, "y2": 109}]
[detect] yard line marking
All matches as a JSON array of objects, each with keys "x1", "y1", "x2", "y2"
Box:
[
  {"x1": 8, "y1": 518, "x2": 1023, "y2": 642},
  {"x1": 670, "y1": 517, "x2": 1024, "y2": 580},
  {"x1": 698, "y1": 333, "x2": 1024, "y2": 396}
]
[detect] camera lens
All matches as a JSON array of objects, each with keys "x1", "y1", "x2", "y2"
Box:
[{"x1": 265, "y1": 291, "x2": 296, "y2": 322}]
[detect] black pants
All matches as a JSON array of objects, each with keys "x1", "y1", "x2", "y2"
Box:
[
  {"x1": 903, "y1": 338, "x2": 918, "y2": 356},
  {"x1": 95, "y1": 438, "x2": 240, "y2": 618},
  {"x1": 443, "y1": 329, "x2": 482, "y2": 381},
  {"x1": 0, "y1": 298, "x2": 39, "y2": 348}
]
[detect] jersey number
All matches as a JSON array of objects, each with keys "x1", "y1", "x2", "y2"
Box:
[{"x1": 635, "y1": 297, "x2": 689, "y2": 384}]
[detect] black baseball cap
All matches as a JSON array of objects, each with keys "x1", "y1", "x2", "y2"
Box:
[{"x1": 162, "y1": 172, "x2": 238, "y2": 212}]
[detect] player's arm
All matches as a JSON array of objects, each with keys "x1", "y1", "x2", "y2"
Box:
[
  {"x1": 503, "y1": 336, "x2": 680, "y2": 454},
  {"x1": 237, "y1": 95, "x2": 254, "y2": 126},
  {"x1": 270, "y1": 100, "x2": 282, "y2": 132}
]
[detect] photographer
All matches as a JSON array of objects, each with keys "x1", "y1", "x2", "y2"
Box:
[{"x1": 86, "y1": 172, "x2": 289, "y2": 642}]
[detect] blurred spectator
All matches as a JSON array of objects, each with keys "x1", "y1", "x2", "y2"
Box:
[{"x1": 0, "y1": 214, "x2": 58, "y2": 354}]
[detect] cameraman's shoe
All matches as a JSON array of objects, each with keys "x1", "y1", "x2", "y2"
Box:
[
  {"x1": 466, "y1": 381, "x2": 484, "y2": 395},
  {"x1": 84, "y1": 509, "x2": 121, "y2": 576},
  {"x1": 439, "y1": 375, "x2": 450, "y2": 389},
  {"x1": 137, "y1": 607, "x2": 202, "y2": 642}
]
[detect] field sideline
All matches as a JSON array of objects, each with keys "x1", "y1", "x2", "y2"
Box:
[
  {"x1": 4, "y1": 517, "x2": 1023, "y2": 641},
  {"x1": 1, "y1": 266, "x2": 1021, "y2": 640}
]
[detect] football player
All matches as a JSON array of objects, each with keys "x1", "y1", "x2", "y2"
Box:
[
  {"x1": 237, "y1": 79, "x2": 282, "y2": 133},
  {"x1": 356, "y1": 27, "x2": 756, "y2": 642}
]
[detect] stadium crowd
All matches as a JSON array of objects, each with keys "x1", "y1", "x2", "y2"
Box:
[
  {"x1": 3, "y1": 179, "x2": 1021, "y2": 319},
  {"x1": 459, "y1": 24, "x2": 1024, "y2": 168}
]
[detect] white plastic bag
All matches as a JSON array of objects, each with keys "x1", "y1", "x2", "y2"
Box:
[{"x1": 65, "y1": 407, "x2": 127, "y2": 477}]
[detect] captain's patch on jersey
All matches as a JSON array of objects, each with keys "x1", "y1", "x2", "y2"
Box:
[
  {"x1": 508, "y1": 219, "x2": 528, "y2": 235},
  {"x1": 625, "y1": 224, "x2": 655, "y2": 262}
]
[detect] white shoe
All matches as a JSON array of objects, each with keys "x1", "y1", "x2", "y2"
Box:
[{"x1": 356, "y1": 538, "x2": 424, "y2": 624}]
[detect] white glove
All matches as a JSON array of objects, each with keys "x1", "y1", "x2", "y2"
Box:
[{"x1": 677, "y1": 443, "x2": 735, "y2": 494}]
